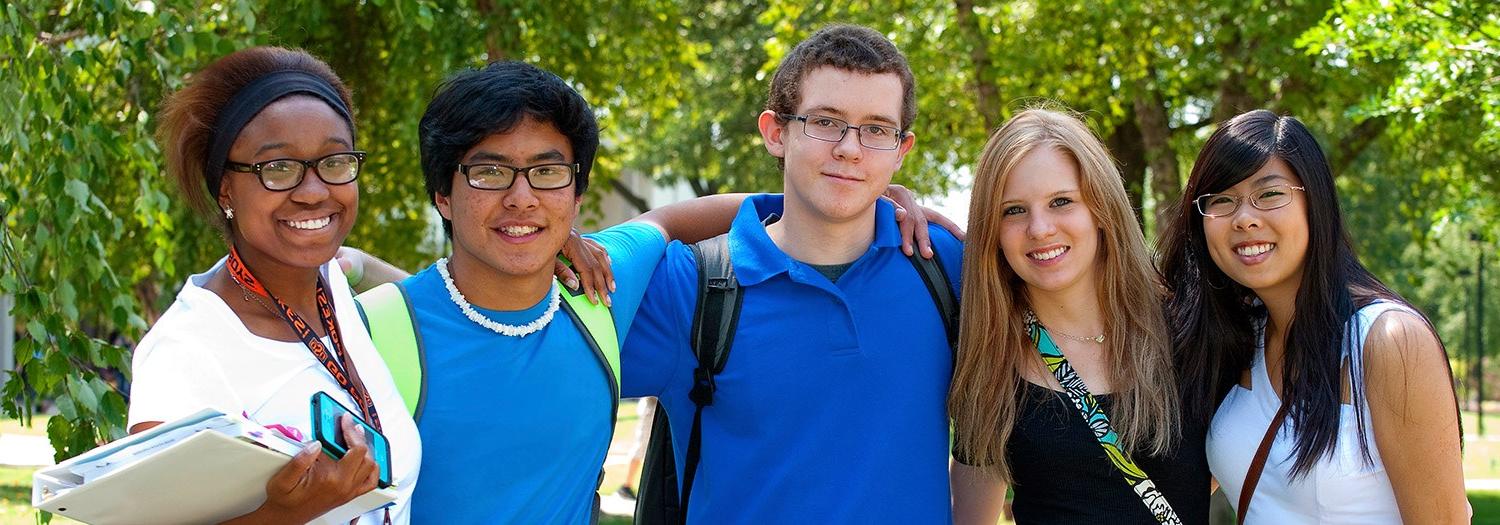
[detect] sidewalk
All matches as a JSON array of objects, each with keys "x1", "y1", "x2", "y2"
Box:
[{"x1": 0, "y1": 434, "x2": 53, "y2": 467}]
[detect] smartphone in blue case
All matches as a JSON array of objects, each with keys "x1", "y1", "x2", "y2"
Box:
[{"x1": 310, "y1": 391, "x2": 393, "y2": 488}]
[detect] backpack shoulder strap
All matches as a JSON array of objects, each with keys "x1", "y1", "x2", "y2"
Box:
[
  {"x1": 689, "y1": 233, "x2": 742, "y2": 379},
  {"x1": 679, "y1": 233, "x2": 742, "y2": 517},
  {"x1": 356, "y1": 282, "x2": 427, "y2": 421},
  {"x1": 906, "y1": 250, "x2": 958, "y2": 348},
  {"x1": 554, "y1": 269, "x2": 623, "y2": 518},
  {"x1": 557, "y1": 280, "x2": 622, "y2": 395}
]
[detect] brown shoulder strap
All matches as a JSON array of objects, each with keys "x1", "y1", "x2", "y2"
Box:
[{"x1": 1237, "y1": 402, "x2": 1289, "y2": 525}]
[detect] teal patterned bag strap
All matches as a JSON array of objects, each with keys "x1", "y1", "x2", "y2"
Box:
[{"x1": 1025, "y1": 311, "x2": 1182, "y2": 525}]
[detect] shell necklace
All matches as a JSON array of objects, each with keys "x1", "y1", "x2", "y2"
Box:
[{"x1": 437, "y1": 257, "x2": 559, "y2": 337}]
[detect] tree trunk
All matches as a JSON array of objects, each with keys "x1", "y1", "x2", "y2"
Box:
[
  {"x1": 475, "y1": 0, "x2": 506, "y2": 62},
  {"x1": 1210, "y1": 69, "x2": 1255, "y2": 124},
  {"x1": 1133, "y1": 84, "x2": 1179, "y2": 236},
  {"x1": 1106, "y1": 113, "x2": 1148, "y2": 229},
  {"x1": 1209, "y1": 24, "x2": 1254, "y2": 123},
  {"x1": 955, "y1": 0, "x2": 1002, "y2": 131}
]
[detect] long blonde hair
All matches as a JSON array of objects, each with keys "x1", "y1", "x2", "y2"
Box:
[{"x1": 949, "y1": 108, "x2": 1178, "y2": 482}]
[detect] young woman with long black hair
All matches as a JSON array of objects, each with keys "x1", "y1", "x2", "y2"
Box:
[{"x1": 1159, "y1": 109, "x2": 1467, "y2": 523}]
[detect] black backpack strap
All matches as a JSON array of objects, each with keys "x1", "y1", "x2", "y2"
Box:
[
  {"x1": 907, "y1": 250, "x2": 958, "y2": 353},
  {"x1": 680, "y1": 233, "x2": 741, "y2": 519}
]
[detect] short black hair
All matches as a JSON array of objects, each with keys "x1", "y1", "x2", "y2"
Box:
[{"x1": 419, "y1": 61, "x2": 598, "y2": 236}]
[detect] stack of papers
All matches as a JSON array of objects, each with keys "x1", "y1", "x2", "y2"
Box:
[{"x1": 32, "y1": 408, "x2": 396, "y2": 525}]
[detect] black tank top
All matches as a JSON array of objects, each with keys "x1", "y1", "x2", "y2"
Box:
[{"x1": 1004, "y1": 382, "x2": 1211, "y2": 524}]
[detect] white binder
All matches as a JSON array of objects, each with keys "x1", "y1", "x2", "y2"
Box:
[{"x1": 32, "y1": 409, "x2": 395, "y2": 525}]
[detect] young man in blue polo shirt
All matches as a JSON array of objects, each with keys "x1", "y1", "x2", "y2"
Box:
[{"x1": 622, "y1": 25, "x2": 963, "y2": 522}]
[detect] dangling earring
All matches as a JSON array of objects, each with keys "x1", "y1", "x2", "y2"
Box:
[{"x1": 224, "y1": 207, "x2": 234, "y2": 220}]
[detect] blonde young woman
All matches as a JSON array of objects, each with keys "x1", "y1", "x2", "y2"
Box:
[{"x1": 950, "y1": 109, "x2": 1210, "y2": 524}]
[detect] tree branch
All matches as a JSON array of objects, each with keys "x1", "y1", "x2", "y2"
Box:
[
  {"x1": 1415, "y1": 2, "x2": 1500, "y2": 43},
  {"x1": 1331, "y1": 115, "x2": 1389, "y2": 177},
  {"x1": 37, "y1": 29, "x2": 84, "y2": 47},
  {"x1": 1169, "y1": 117, "x2": 1216, "y2": 135},
  {"x1": 688, "y1": 176, "x2": 711, "y2": 197},
  {"x1": 608, "y1": 177, "x2": 652, "y2": 215}
]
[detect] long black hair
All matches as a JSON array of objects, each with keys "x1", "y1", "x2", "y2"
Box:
[{"x1": 1159, "y1": 109, "x2": 1430, "y2": 477}]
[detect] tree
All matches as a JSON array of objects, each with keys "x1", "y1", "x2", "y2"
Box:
[
  {"x1": 5, "y1": 0, "x2": 1496, "y2": 466},
  {"x1": 1, "y1": 0, "x2": 705, "y2": 460}
]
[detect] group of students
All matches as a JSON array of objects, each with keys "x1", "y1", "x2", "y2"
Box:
[{"x1": 119, "y1": 22, "x2": 1467, "y2": 525}]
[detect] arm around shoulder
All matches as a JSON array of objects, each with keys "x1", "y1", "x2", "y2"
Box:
[
  {"x1": 630, "y1": 193, "x2": 751, "y2": 245},
  {"x1": 618, "y1": 242, "x2": 698, "y2": 399},
  {"x1": 1362, "y1": 310, "x2": 1468, "y2": 523}
]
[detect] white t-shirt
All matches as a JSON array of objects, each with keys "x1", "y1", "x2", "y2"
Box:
[{"x1": 128, "y1": 257, "x2": 421, "y2": 525}]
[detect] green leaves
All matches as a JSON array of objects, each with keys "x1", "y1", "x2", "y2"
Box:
[{"x1": 0, "y1": 0, "x2": 256, "y2": 465}]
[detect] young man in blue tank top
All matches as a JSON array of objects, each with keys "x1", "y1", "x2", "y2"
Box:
[
  {"x1": 381, "y1": 62, "x2": 747, "y2": 523},
  {"x1": 621, "y1": 25, "x2": 964, "y2": 523}
]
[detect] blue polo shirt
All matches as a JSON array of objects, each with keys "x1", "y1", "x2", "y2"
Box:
[
  {"x1": 622, "y1": 194, "x2": 962, "y2": 523},
  {"x1": 405, "y1": 223, "x2": 665, "y2": 524}
]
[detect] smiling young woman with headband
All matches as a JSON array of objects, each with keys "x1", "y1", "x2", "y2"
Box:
[{"x1": 126, "y1": 46, "x2": 420, "y2": 524}]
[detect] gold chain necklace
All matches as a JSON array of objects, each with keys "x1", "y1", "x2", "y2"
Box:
[
  {"x1": 1024, "y1": 309, "x2": 1105, "y2": 344},
  {"x1": 236, "y1": 283, "x2": 282, "y2": 318}
]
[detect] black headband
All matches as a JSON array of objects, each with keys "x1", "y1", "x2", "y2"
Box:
[{"x1": 204, "y1": 70, "x2": 354, "y2": 200}]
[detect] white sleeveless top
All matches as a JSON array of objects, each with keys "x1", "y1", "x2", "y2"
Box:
[{"x1": 1207, "y1": 302, "x2": 1408, "y2": 524}]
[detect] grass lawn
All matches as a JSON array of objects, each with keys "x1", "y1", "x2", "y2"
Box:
[
  {"x1": 0, "y1": 465, "x2": 79, "y2": 525},
  {"x1": 0, "y1": 419, "x2": 46, "y2": 438},
  {"x1": 1466, "y1": 410, "x2": 1500, "y2": 480},
  {"x1": 1473, "y1": 490, "x2": 1500, "y2": 525}
]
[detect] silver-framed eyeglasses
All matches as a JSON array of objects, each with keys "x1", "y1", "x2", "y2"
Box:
[
  {"x1": 458, "y1": 162, "x2": 578, "y2": 191},
  {"x1": 225, "y1": 151, "x2": 365, "y2": 191},
  {"x1": 778, "y1": 113, "x2": 907, "y2": 150},
  {"x1": 1194, "y1": 185, "x2": 1305, "y2": 217}
]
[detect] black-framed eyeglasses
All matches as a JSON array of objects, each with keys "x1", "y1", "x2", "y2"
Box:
[
  {"x1": 224, "y1": 151, "x2": 365, "y2": 191},
  {"x1": 1194, "y1": 185, "x2": 1305, "y2": 217},
  {"x1": 457, "y1": 162, "x2": 579, "y2": 191},
  {"x1": 777, "y1": 113, "x2": 907, "y2": 150}
]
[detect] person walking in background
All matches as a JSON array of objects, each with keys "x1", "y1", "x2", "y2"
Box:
[{"x1": 616, "y1": 397, "x2": 656, "y2": 503}]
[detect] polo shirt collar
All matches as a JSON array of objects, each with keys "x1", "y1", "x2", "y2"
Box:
[{"x1": 728, "y1": 194, "x2": 902, "y2": 286}]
